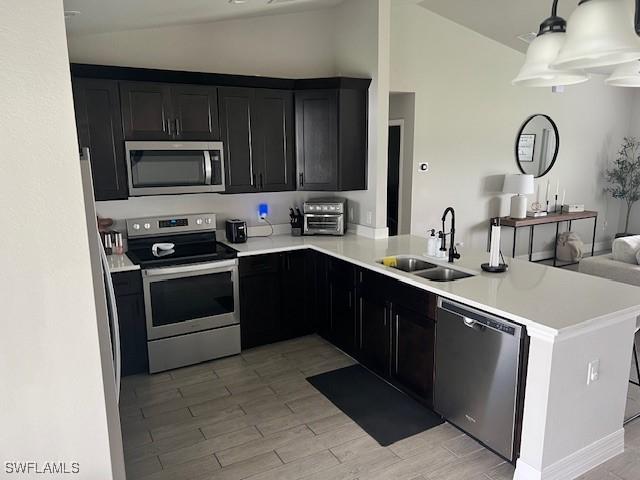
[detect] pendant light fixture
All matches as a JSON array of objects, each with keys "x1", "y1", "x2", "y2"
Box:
[
  {"x1": 513, "y1": 0, "x2": 589, "y2": 87},
  {"x1": 606, "y1": 60, "x2": 640, "y2": 85},
  {"x1": 552, "y1": 0, "x2": 640, "y2": 70}
]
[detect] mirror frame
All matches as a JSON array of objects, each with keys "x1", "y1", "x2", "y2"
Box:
[{"x1": 515, "y1": 114, "x2": 559, "y2": 178}]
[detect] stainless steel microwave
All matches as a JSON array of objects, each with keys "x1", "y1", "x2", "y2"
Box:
[{"x1": 126, "y1": 141, "x2": 225, "y2": 196}]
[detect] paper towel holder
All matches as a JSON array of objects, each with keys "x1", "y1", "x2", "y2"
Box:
[{"x1": 481, "y1": 263, "x2": 508, "y2": 273}]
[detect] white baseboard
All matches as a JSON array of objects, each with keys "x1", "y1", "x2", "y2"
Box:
[
  {"x1": 515, "y1": 240, "x2": 611, "y2": 262},
  {"x1": 514, "y1": 428, "x2": 624, "y2": 480}
]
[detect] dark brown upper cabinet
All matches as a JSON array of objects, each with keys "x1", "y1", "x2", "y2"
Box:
[
  {"x1": 72, "y1": 78, "x2": 128, "y2": 201},
  {"x1": 171, "y1": 84, "x2": 220, "y2": 140},
  {"x1": 295, "y1": 87, "x2": 368, "y2": 192},
  {"x1": 120, "y1": 81, "x2": 219, "y2": 141},
  {"x1": 219, "y1": 87, "x2": 295, "y2": 194}
]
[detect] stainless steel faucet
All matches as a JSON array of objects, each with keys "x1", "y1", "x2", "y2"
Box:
[{"x1": 441, "y1": 207, "x2": 460, "y2": 263}]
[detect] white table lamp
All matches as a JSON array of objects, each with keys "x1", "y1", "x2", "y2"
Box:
[{"x1": 503, "y1": 174, "x2": 534, "y2": 219}]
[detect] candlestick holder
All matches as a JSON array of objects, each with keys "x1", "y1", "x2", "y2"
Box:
[{"x1": 554, "y1": 194, "x2": 559, "y2": 214}]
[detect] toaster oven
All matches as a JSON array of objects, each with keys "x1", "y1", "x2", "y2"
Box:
[{"x1": 303, "y1": 199, "x2": 347, "y2": 236}]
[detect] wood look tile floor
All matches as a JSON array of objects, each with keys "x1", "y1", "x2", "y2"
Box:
[{"x1": 120, "y1": 335, "x2": 640, "y2": 480}]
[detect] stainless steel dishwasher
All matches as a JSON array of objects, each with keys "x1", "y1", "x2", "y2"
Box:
[{"x1": 435, "y1": 298, "x2": 525, "y2": 462}]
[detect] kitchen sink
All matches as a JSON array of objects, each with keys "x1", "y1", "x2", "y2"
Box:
[
  {"x1": 377, "y1": 256, "x2": 474, "y2": 282},
  {"x1": 378, "y1": 256, "x2": 438, "y2": 272},
  {"x1": 414, "y1": 267, "x2": 474, "y2": 282}
]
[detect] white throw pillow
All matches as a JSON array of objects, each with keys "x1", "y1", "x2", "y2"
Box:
[{"x1": 612, "y1": 235, "x2": 640, "y2": 264}]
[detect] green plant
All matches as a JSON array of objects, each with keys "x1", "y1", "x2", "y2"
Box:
[{"x1": 606, "y1": 137, "x2": 640, "y2": 233}]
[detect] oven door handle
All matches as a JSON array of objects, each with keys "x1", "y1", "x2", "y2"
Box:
[
  {"x1": 143, "y1": 259, "x2": 238, "y2": 277},
  {"x1": 204, "y1": 150, "x2": 213, "y2": 185}
]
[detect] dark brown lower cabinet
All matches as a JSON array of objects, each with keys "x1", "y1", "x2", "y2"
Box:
[
  {"x1": 112, "y1": 271, "x2": 148, "y2": 376},
  {"x1": 359, "y1": 294, "x2": 391, "y2": 377},
  {"x1": 327, "y1": 258, "x2": 358, "y2": 355},
  {"x1": 239, "y1": 251, "x2": 314, "y2": 349},
  {"x1": 391, "y1": 305, "x2": 436, "y2": 405}
]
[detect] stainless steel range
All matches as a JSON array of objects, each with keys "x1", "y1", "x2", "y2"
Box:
[{"x1": 126, "y1": 213, "x2": 240, "y2": 373}]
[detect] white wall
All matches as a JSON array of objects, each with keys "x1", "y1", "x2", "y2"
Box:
[
  {"x1": 68, "y1": 9, "x2": 336, "y2": 78},
  {"x1": 391, "y1": 1, "x2": 634, "y2": 254},
  {"x1": 0, "y1": 0, "x2": 120, "y2": 476}
]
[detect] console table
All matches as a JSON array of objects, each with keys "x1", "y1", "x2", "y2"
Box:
[{"x1": 489, "y1": 210, "x2": 598, "y2": 267}]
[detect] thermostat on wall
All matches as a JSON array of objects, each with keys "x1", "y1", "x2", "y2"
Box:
[{"x1": 418, "y1": 162, "x2": 429, "y2": 173}]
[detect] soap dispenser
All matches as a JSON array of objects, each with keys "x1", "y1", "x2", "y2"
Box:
[{"x1": 426, "y1": 229, "x2": 438, "y2": 257}]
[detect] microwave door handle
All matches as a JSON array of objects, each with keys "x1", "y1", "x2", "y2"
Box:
[{"x1": 204, "y1": 150, "x2": 213, "y2": 185}]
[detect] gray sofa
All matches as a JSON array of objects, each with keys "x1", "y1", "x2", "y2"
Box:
[{"x1": 579, "y1": 254, "x2": 640, "y2": 287}]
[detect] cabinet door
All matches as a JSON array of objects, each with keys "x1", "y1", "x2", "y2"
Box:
[
  {"x1": 329, "y1": 281, "x2": 356, "y2": 354},
  {"x1": 171, "y1": 84, "x2": 219, "y2": 140},
  {"x1": 72, "y1": 78, "x2": 128, "y2": 201},
  {"x1": 219, "y1": 87, "x2": 259, "y2": 193},
  {"x1": 359, "y1": 295, "x2": 390, "y2": 377},
  {"x1": 253, "y1": 89, "x2": 295, "y2": 192},
  {"x1": 239, "y1": 254, "x2": 282, "y2": 349},
  {"x1": 392, "y1": 305, "x2": 435, "y2": 405},
  {"x1": 120, "y1": 81, "x2": 173, "y2": 140},
  {"x1": 116, "y1": 293, "x2": 149, "y2": 376},
  {"x1": 280, "y1": 250, "x2": 313, "y2": 339},
  {"x1": 295, "y1": 90, "x2": 338, "y2": 191}
]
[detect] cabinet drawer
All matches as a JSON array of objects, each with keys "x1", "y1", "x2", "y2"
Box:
[
  {"x1": 392, "y1": 283, "x2": 436, "y2": 320},
  {"x1": 112, "y1": 270, "x2": 142, "y2": 296},
  {"x1": 328, "y1": 257, "x2": 356, "y2": 286},
  {"x1": 239, "y1": 253, "x2": 281, "y2": 277}
]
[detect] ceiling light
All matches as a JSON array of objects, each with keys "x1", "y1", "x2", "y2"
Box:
[
  {"x1": 517, "y1": 32, "x2": 538, "y2": 45},
  {"x1": 606, "y1": 60, "x2": 640, "y2": 86},
  {"x1": 552, "y1": 0, "x2": 640, "y2": 70},
  {"x1": 64, "y1": 10, "x2": 81, "y2": 19},
  {"x1": 228, "y1": 0, "x2": 248, "y2": 4},
  {"x1": 513, "y1": 1, "x2": 588, "y2": 87}
]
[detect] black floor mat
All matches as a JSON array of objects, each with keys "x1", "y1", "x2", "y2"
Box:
[{"x1": 306, "y1": 365, "x2": 443, "y2": 447}]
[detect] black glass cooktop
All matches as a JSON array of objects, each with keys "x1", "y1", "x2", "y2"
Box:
[{"x1": 126, "y1": 232, "x2": 237, "y2": 268}]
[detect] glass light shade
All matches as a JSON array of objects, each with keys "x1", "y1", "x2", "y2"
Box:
[
  {"x1": 503, "y1": 174, "x2": 535, "y2": 195},
  {"x1": 553, "y1": 0, "x2": 640, "y2": 70},
  {"x1": 606, "y1": 60, "x2": 640, "y2": 86},
  {"x1": 513, "y1": 32, "x2": 589, "y2": 87}
]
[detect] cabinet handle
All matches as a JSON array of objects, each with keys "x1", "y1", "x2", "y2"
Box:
[
  {"x1": 299, "y1": 172, "x2": 304, "y2": 187},
  {"x1": 395, "y1": 313, "x2": 399, "y2": 374},
  {"x1": 359, "y1": 297, "x2": 363, "y2": 349},
  {"x1": 175, "y1": 118, "x2": 181, "y2": 137},
  {"x1": 259, "y1": 173, "x2": 264, "y2": 190},
  {"x1": 348, "y1": 291, "x2": 352, "y2": 309},
  {"x1": 251, "y1": 173, "x2": 256, "y2": 187},
  {"x1": 166, "y1": 117, "x2": 173, "y2": 136}
]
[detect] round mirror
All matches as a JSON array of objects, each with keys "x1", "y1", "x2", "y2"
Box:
[{"x1": 515, "y1": 114, "x2": 559, "y2": 178}]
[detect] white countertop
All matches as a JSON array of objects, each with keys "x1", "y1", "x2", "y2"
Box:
[
  {"x1": 106, "y1": 253, "x2": 140, "y2": 274},
  {"x1": 223, "y1": 234, "x2": 640, "y2": 338}
]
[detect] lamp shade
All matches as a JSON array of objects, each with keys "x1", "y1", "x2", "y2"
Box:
[
  {"x1": 513, "y1": 32, "x2": 589, "y2": 87},
  {"x1": 606, "y1": 60, "x2": 640, "y2": 86},
  {"x1": 552, "y1": 0, "x2": 640, "y2": 70},
  {"x1": 503, "y1": 174, "x2": 535, "y2": 195}
]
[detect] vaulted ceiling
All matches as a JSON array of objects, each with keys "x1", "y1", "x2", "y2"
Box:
[{"x1": 63, "y1": 0, "x2": 344, "y2": 36}]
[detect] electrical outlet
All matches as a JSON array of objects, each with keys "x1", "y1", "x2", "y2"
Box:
[
  {"x1": 349, "y1": 207, "x2": 354, "y2": 222},
  {"x1": 587, "y1": 359, "x2": 600, "y2": 385},
  {"x1": 366, "y1": 211, "x2": 373, "y2": 225}
]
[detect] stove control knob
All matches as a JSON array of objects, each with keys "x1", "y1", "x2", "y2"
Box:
[
  {"x1": 205, "y1": 218, "x2": 212, "y2": 224},
  {"x1": 132, "y1": 223, "x2": 140, "y2": 230},
  {"x1": 144, "y1": 223, "x2": 151, "y2": 230},
  {"x1": 196, "y1": 218, "x2": 203, "y2": 225}
]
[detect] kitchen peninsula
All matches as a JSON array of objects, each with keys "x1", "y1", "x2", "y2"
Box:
[{"x1": 221, "y1": 233, "x2": 640, "y2": 480}]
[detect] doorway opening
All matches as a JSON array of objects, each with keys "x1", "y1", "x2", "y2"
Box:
[
  {"x1": 387, "y1": 120, "x2": 403, "y2": 236},
  {"x1": 388, "y1": 92, "x2": 416, "y2": 236}
]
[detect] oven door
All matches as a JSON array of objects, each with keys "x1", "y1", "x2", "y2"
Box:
[
  {"x1": 126, "y1": 141, "x2": 225, "y2": 196},
  {"x1": 304, "y1": 214, "x2": 344, "y2": 235},
  {"x1": 142, "y1": 259, "x2": 239, "y2": 341}
]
